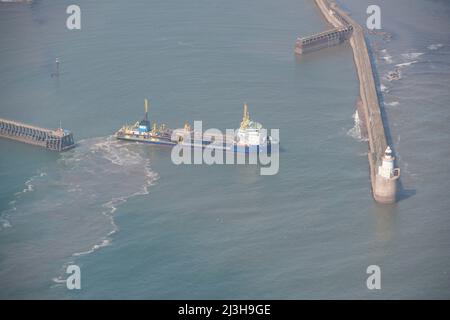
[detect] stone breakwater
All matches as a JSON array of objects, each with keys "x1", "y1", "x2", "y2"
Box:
[{"x1": 308, "y1": 0, "x2": 398, "y2": 203}]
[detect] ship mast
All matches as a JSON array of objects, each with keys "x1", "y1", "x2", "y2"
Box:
[
  {"x1": 240, "y1": 103, "x2": 250, "y2": 129},
  {"x1": 144, "y1": 98, "x2": 149, "y2": 122}
]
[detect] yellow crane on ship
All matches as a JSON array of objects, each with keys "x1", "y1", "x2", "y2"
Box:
[{"x1": 240, "y1": 103, "x2": 250, "y2": 129}]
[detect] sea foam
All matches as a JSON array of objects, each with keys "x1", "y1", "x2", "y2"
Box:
[
  {"x1": 428, "y1": 43, "x2": 443, "y2": 50},
  {"x1": 401, "y1": 52, "x2": 424, "y2": 60},
  {"x1": 347, "y1": 110, "x2": 368, "y2": 142}
]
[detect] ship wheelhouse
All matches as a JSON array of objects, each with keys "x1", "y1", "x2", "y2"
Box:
[{"x1": 235, "y1": 103, "x2": 269, "y2": 147}]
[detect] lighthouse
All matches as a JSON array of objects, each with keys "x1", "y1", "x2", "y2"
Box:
[
  {"x1": 378, "y1": 146, "x2": 395, "y2": 178},
  {"x1": 374, "y1": 146, "x2": 400, "y2": 204}
]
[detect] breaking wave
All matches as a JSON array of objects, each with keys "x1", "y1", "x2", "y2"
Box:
[
  {"x1": 401, "y1": 52, "x2": 424, "y2": 60},
  {"x1": 0, "y1": 211, "x2": 12, "y2": 229},
  {"x1": 347, "y1": 110, "x2": 367, "y2": 142},
  {"x1": 378, "y1": 49, "x2": 394, "y2": 64},
  {"x1": 385, "y1": 101, "x2": 400, "y2": 107},
  {"x1": 428, "y1": 43, "x2": 443, "y2": 50},
  {"x1": 396, "y1": 61, "x2": 418, "y2": 68},
  {"x1": 0, "y1": 171, "x2": 47, "y2": 230},
  {"x1": 381, "y1": 54, "x2": 393, "y2": 64}
]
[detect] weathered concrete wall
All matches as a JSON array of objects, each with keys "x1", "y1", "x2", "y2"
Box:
[{"x1": 374, "y1": 174, "x2": 397, "y2": 204}]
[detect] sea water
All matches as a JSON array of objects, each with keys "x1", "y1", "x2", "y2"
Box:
[{"x1": 0, "y1": 0, "x2": 449, "y2": 299}]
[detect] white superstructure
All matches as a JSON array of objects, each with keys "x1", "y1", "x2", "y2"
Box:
[{"x1": 235, "y1": 103, "x2": 268, "y2": 146}]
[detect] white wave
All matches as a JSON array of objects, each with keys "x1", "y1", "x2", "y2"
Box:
[
  {"x1": 428, "y1": 43, "x2": 443, "y2": 50},
  {"x1": 380, "y1": 84, "x2": 389, "y2": 93},
  {"x1": 90, "y1": 137, "x2": 144, "y2": 166},
  {"x1": 71, "y1": 197, "x2": 126, "y2": 256},
  {"x1": 0, "y1": 205, "x2": 16, "y2": 230},
  {"x1": 401, "y1": 52, "x2": 424, "y2": 60},
  {"x1": 1, "y1": 171, "x2": 47, "y2": 230},
  {"x1": 385, "y1": 101, "x2": 400, "y2": 107},
  {"x1": 2, "y1": 136, "x2": 159, "y2": 284},
  {"x1": 1, "y1": 218, "x2": 12, "y2": 229},
  {"x1": 73, "y1": 239, "x2": 112, "y2": 257},
  {"x1": 51, "y1": 277, "x2": 67, "y2": 284},
  {"x1": 21, "y1": 172, "x2": 48, "y2": 193},
  {"x1": 395, "y1": 61, "x2": 418, "y2": 68},
  {"x1": 50, "y1": 260, "x2": 77, "y2": 287},
  {"x1": 381, "y1": 55, "x2": 393, "y2": 64},
  {"x1": 22, "y1": 182, "x2": 34, "y2": 193},
  {"x1": 347, "y1": 110, "x2": 368, "y2": 142},
  {"x1": 71, "y1": 164, "x2": 159, "y2": 257},
  {"x1": 14, "y1": 178, "x2": 36, "y2": 195},
  {"x1": 0, "y1": 136, "x2": 160, "y2": 294}
]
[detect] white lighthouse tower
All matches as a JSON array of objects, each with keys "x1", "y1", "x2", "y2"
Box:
[
  {"x1": 378, "y1": 146, "x2": 395, "y2": 178},
  {"x1": 374, "y1": 146, "x2": 400, "y2": 204}
]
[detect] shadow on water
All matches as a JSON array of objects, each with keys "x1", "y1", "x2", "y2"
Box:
[
  {"x1": 396, "y1": 179, "x2": 416, "y2": 202},
  {"x1": 372, "y1": 201, "x2": 398, "y2": 242},
  {"x1": 294, "y1": 42, "x2": 351, "y2": 65}
]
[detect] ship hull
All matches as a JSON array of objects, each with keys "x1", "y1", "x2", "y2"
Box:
[
  {"x1": 185, "y1": 142, "x2": 276, "y2": 154},
  {"x1": 115, "y1": 135, "x2": 176, "y2": 146},
  {"x1": 115, "y1": 134, "x2": 278, "y2": 153},
  {"x1": 233, "y1": 144, "x2": 272, "y2": 154}
]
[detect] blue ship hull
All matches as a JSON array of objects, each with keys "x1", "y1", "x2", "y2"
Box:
[
  {"x1": 116, "y1": 135, "x2": 176, "y2": 146},
  {"x1": 116, "y1": 134, "x2": 277, "y2": 153},
  {"x1": 233, "y1": 144, "x2": 272, "y2": 154}
]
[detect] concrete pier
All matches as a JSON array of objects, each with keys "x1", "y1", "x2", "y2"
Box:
[
  {"x1": 297, "y1": 0, "x2": 399, "y2": 203},
  {"x1": 295, "y1": 27, "x2": 353, "y2": 54},
  {"x1": 0, "y1": 118, "x2": 75, "y2": 151}
]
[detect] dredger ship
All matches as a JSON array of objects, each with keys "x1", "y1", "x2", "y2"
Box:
[{"x1": 114, "y1": 99, "x2": 277, "y2": 153}]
